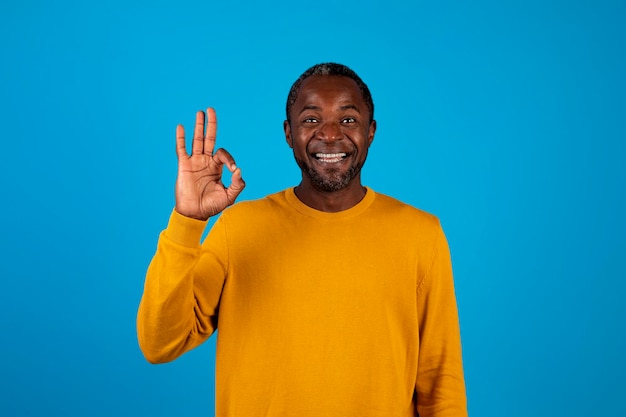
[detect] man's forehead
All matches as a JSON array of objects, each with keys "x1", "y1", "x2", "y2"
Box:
[{"x1": 296, "y1": 75, "x2": 364, "y2": 105}]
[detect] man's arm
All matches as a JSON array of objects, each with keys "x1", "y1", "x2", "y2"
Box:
[
  {"x1": 137, "y1": 210, "x2": 229, "y2": 363},
  {"x1": 415, "y1": 224, "x2": 468, "y2": 416},
  {"x1": 136, "y1": 109, "x2": 244, "y2": 363}
]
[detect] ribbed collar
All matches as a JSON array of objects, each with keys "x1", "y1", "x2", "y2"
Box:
[{"x1": 284, "y1": 187, "x2": 376, "y2": 220}]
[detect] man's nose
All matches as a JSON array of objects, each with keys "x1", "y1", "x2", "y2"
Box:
[{"x1": 316, "y1": 121, "x2": 343, "y2": 141}]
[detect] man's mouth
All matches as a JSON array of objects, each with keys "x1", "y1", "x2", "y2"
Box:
[{"x1": 314, "y1": 152, "x2": 347, "y2": 163}]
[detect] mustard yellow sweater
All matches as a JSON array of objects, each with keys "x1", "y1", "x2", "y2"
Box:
[{"x1": 138, "y1": 188, "x2": 467, "y2": 416}]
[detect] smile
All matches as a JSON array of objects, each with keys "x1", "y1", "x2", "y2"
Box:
[{"x1": 314, "y1": 153, "x2": 347, "y2": 163}]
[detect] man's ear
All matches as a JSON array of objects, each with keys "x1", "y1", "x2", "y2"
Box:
[
  {"x1": 284, "y1": 120, "x2": 293, "y2": 148},
  {"x1": 367, "y1": 120, "x2": 377, "y2": 147}
]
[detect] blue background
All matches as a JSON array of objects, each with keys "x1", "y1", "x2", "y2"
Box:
[{"x1": 1, "y1": 0, "x2": 625, "y2": 415}]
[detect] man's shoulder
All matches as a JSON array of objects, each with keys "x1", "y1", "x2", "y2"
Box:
[{"x1": 371, "y1": 189, "x2": 440, "y2": 228}]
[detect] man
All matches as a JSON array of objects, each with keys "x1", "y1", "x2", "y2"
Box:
[{"x1": 137, "y1": 63, "x2": 467, "y2": 416}]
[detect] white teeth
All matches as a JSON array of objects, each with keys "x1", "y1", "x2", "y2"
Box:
[{"x1": 315, "y1": 153, "x2": 347, "y2": 163}]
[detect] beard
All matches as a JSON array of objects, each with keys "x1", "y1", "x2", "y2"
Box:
[{"x1": 295, "y1": 157, "x2": 365, "y2": 192}]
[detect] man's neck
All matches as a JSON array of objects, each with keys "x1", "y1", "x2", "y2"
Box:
[{"x1": 293, "y1": 181, "x2": 367, "y2": 213}]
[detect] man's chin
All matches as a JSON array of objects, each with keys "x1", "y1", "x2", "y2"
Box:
[
  {"x1": 296, "y1": 157, "x2": 363, "y2": 192},
  {"x1": 307, "y1": 167, "x2": 358, "y2": 192},
  {"x1": 312, "y1": 179, "x2": 349, "y2": 193}
]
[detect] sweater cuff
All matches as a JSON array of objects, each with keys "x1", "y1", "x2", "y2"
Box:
[{"x1": 164, "y1": 209, "x2": 208, "y2": 248}]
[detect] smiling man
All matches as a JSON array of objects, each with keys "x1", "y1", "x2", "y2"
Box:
[
  {"x1": 285, "y1": 72, "x2": 375, "y2": 211},
  {"x1": 137, "y1": 63, "x2": 468, "y2": 416}
]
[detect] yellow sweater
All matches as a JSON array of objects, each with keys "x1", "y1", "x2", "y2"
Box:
[{"x1": 137, "y1": 188, "x2": 467, "y2": 416}]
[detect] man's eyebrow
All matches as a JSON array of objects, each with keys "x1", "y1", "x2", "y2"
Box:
[
  {"x1": 339, "y1": 104, "x2": 361, "y2": 113},
  {"x1": 298, "y1": 104, "x2": 362, "y2": 114},
  {"x1": 299, "y1": 105, "x2": 321, "y2": 114}
]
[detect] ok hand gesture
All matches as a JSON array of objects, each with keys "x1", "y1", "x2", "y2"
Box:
[{"x1": 175, "y1": 108, "x2": 245, "y2": 220}]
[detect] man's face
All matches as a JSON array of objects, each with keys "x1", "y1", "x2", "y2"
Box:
[{"x1": 284, "y1": 75, "x2": 376, "y2": 193}]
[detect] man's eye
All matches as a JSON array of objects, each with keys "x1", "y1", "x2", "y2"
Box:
[
  {"x1": 303, "y1": 118, "x2": 318, "y2": 123},
  {"x1": 341, "y1": 117, "x2": 356, "y2": 124}
]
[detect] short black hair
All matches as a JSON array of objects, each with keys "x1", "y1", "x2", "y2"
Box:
[{"x1": 286, "y1": 63, "x2": 374, "y2": 124}]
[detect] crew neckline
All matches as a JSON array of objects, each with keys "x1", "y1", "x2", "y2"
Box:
[{"x1": 284, "y1": 187, "x2": 376, "y2": 220}]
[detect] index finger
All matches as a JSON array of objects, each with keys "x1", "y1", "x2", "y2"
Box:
[{"x1": 204, "y1": 107, "x2": 217, "y2": 155}]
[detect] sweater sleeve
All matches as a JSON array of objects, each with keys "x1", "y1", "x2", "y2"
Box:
[
  {"x1": 415, "y1": 223, "x2": 468, "y2": 416},
  {"x1": 137, "y1": 210, "x2": 229, "y2": 364}
]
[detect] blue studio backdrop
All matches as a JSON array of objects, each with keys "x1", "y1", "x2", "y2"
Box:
[{"x1": 1, "y1": 1, "x2": 625, "y2": 416}]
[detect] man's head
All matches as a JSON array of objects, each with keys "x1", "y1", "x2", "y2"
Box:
[
  {"x1": 286, "y1": 63, "x2": 374, "y2": 125},
  {"x1": 284, "y1": 63, "x2": 376, "y2": 195}
]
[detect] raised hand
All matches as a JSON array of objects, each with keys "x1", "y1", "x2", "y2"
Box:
[{"x1": 175, "y1": 108, "x2": 245, "y2": 220}]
